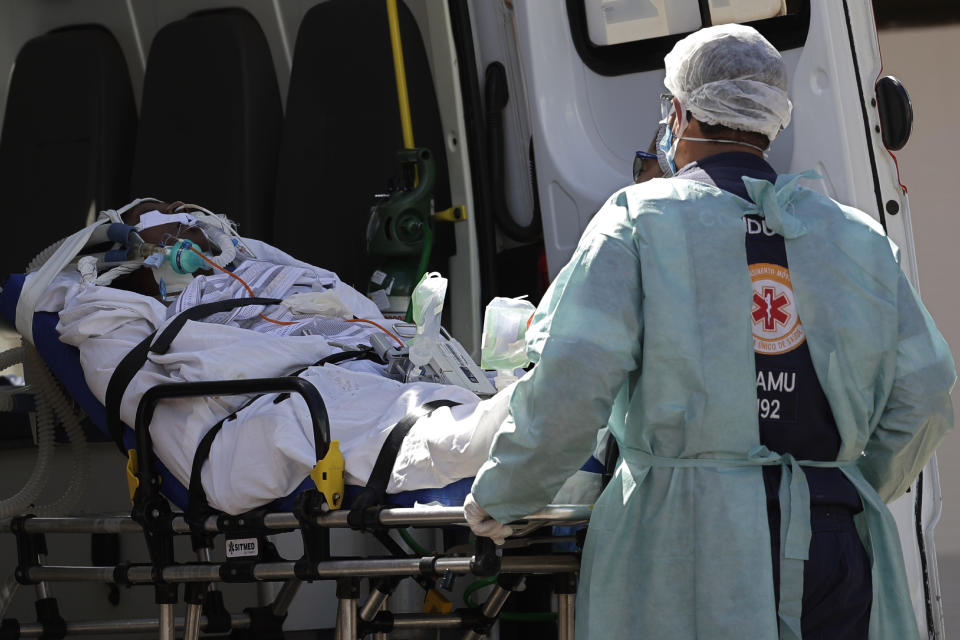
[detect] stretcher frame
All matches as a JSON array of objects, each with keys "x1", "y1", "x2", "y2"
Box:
[
  {"x1": 3, "y1": 506, "x2": 587, "y2": 639},
  {"x1": 1, "y1": 360, "x2": 592, "y2": 640}
]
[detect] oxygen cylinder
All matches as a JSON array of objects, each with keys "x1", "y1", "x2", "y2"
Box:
[{"x1": 366, "y1": 147, "x2": 436, "y2": 317}]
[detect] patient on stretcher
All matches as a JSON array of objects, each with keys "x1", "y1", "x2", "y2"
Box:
[{"x1": 27, "y1": 200, "x2": 602, "y2": 514}]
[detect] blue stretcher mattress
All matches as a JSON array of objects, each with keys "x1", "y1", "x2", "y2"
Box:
[{"x1": 0, "y1": 274, "x2": 603, "y2": 513}]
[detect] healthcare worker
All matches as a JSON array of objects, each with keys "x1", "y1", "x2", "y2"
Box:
[{"x1": 464, "y1": 24, "x2": 955, "y2": 640}]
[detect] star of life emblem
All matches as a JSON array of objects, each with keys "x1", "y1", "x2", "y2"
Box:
[{"x1": 750, "y1": 263, "x2": 805, "y2": 355}]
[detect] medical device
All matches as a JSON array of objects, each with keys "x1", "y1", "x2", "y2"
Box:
[
  {"x1": 9, "y1": 197, "x2": 255, "y2": 335},
  {"x1": 371, "y1": 270, "x2": 497, "y2": 396},
  {"x1": 68, "y1": 201, "x2": 248, "y2": 299},
  {"x1": 365, "y1": 147, "x2": 438, "y2": 318},
  {"x1": 370, "y1": 324, "x2": 496, "y2": 397}
]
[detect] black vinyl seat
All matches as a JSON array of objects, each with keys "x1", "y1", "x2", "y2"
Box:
[
  {"x1": 130, "y1": 8, "x2": 281, "y2": 242},
  {"x1": 273, "y1": 0, "x2": 453, "y2": 290},
  {"x1": 0, "y1": 25, "x2": 136, "y2": 279}
]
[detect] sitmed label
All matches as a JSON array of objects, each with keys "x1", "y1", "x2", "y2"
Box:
[{"x1": 226, "y1": 537, "x2": 259, "y2": 558}]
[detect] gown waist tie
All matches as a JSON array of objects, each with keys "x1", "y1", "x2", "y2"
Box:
[{"x1": 618, "y1": 444, "x2": 858, "y2": 640}]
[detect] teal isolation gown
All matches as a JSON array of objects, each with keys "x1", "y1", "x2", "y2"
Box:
[{"x1": 471, "y1": 173, "x2": 955, "y2": 640}]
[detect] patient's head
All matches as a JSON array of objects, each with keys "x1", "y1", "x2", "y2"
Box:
[
  {"x1": 121, "y1": 200, "x2": 214, "y2": 251},
  {"x1": 110, "y1": 200, "x2": 217, "y2": 298}
]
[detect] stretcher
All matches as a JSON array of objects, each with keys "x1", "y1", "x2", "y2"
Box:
[{"x1": 0, "y1": 273, "x2": 596, "y2": 639}]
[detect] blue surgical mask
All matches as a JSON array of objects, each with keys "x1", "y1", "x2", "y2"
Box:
[
  {"x1": 655, "y1": 119, "x2": 677, "y2": 177},
  {"x1": 656, "y1": 97, "x2": 690, "y2": 177}
]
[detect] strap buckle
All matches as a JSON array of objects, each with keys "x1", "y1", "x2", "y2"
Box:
[{"x1": 309, "y1": 440, "x2": 344, "y2": 511}]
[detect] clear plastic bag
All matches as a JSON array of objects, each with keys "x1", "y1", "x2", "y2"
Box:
[
  {"x1": 408, "y1": 272, "x2": 447, "y2": 368},
  {"x1": 481, "y1": 296, "x2": 535, "y2": 383}
]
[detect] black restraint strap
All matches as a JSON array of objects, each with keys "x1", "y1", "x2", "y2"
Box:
[
  {"x1": 184, "y1": 385, "x2": 266, "y2": 526},
  {"x1": 105, "y1": 331, "x2": 156, "y2": 452},
  {"x1": 186, "y1": 369, "x2": 334, "y2": 537},
  {"x1": 185, "y1": 349, "x2": 390, "y2": 526},
  {"x1": 186, "y1": 417, "x2": 230, "y2": 527},
  {"x1": 349, "y1": 399, "x2": 461, "y2": 521},
  {"x1": 150, "y1": 297, "x2": 282, "y2": 355},
  {"x1": 313, "y1": 350, "x2": 385, "y2": 367},
  {"x1": 288, "y1": 349, "x2": 387, "y2": 378},
  {"x1": 104, "y1": 297, "x2": 281, "y2": 453}
]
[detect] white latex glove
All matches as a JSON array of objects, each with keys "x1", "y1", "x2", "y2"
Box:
[{"x1": 463, "y1": 493, "x2": 513, "y2": 545}]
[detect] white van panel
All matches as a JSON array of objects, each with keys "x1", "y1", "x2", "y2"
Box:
[{"x1": 467, "y1": 0, "x2": 539, "y2": 234}]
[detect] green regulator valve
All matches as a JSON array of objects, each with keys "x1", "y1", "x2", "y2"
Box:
[{"x1": 366, "y1": 147, "x2": 436, "y2": 257}]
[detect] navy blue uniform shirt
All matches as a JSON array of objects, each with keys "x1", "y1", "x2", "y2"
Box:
[{"x1": 676, "y1": 152, "x2": 861, "y2": 510}]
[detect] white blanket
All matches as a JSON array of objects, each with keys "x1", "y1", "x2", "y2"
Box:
[{"x1": 35, "y1": 242, "x2": 509, "y2": 514}]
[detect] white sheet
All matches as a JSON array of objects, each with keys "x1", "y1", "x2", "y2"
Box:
[{"x1": 35, "y1": 246, "x2": 506, "y2": 514}]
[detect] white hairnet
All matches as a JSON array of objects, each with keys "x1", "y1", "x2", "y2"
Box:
[{"x1": 664, "y1": 24, "x2": 792, "y2": 141}]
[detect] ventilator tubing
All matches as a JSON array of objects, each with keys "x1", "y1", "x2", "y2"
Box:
[
  {"x1": 0, "y1": 343, "x2": 87, "y2": 520},
  {"x1": 25, "y1": 237, "x2": 67, "y2": 274},
  {"x1": 0, "y1": 573, "x2": 18, "y2": 619},
  {"x1": 0, "y1": 343, "x2": 88, "y2": 616},
  {"x1": 0, "y1": 345, "x2": 23, "y2": 383},
  {"x1": 28, "y1": 343, "x2": 88, "y2": 516},
  {"x1": 202, "y1": 223, "x2": 237, "y2": 269}
]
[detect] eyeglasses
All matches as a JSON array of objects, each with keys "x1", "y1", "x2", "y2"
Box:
[{"x1": 633, "y1": 150, "x2": 658, "y2": 183}]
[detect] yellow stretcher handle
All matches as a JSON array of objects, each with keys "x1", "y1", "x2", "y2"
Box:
[
  {"x1": 310, "y1": 440, "x2": 345, "y2": 510},
  {"x1": 127, "y1": 449, "x2": 159, "y2": 503},
  {"x1": 126, "y1": 450, "x2": 139, "y2": 502}
]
